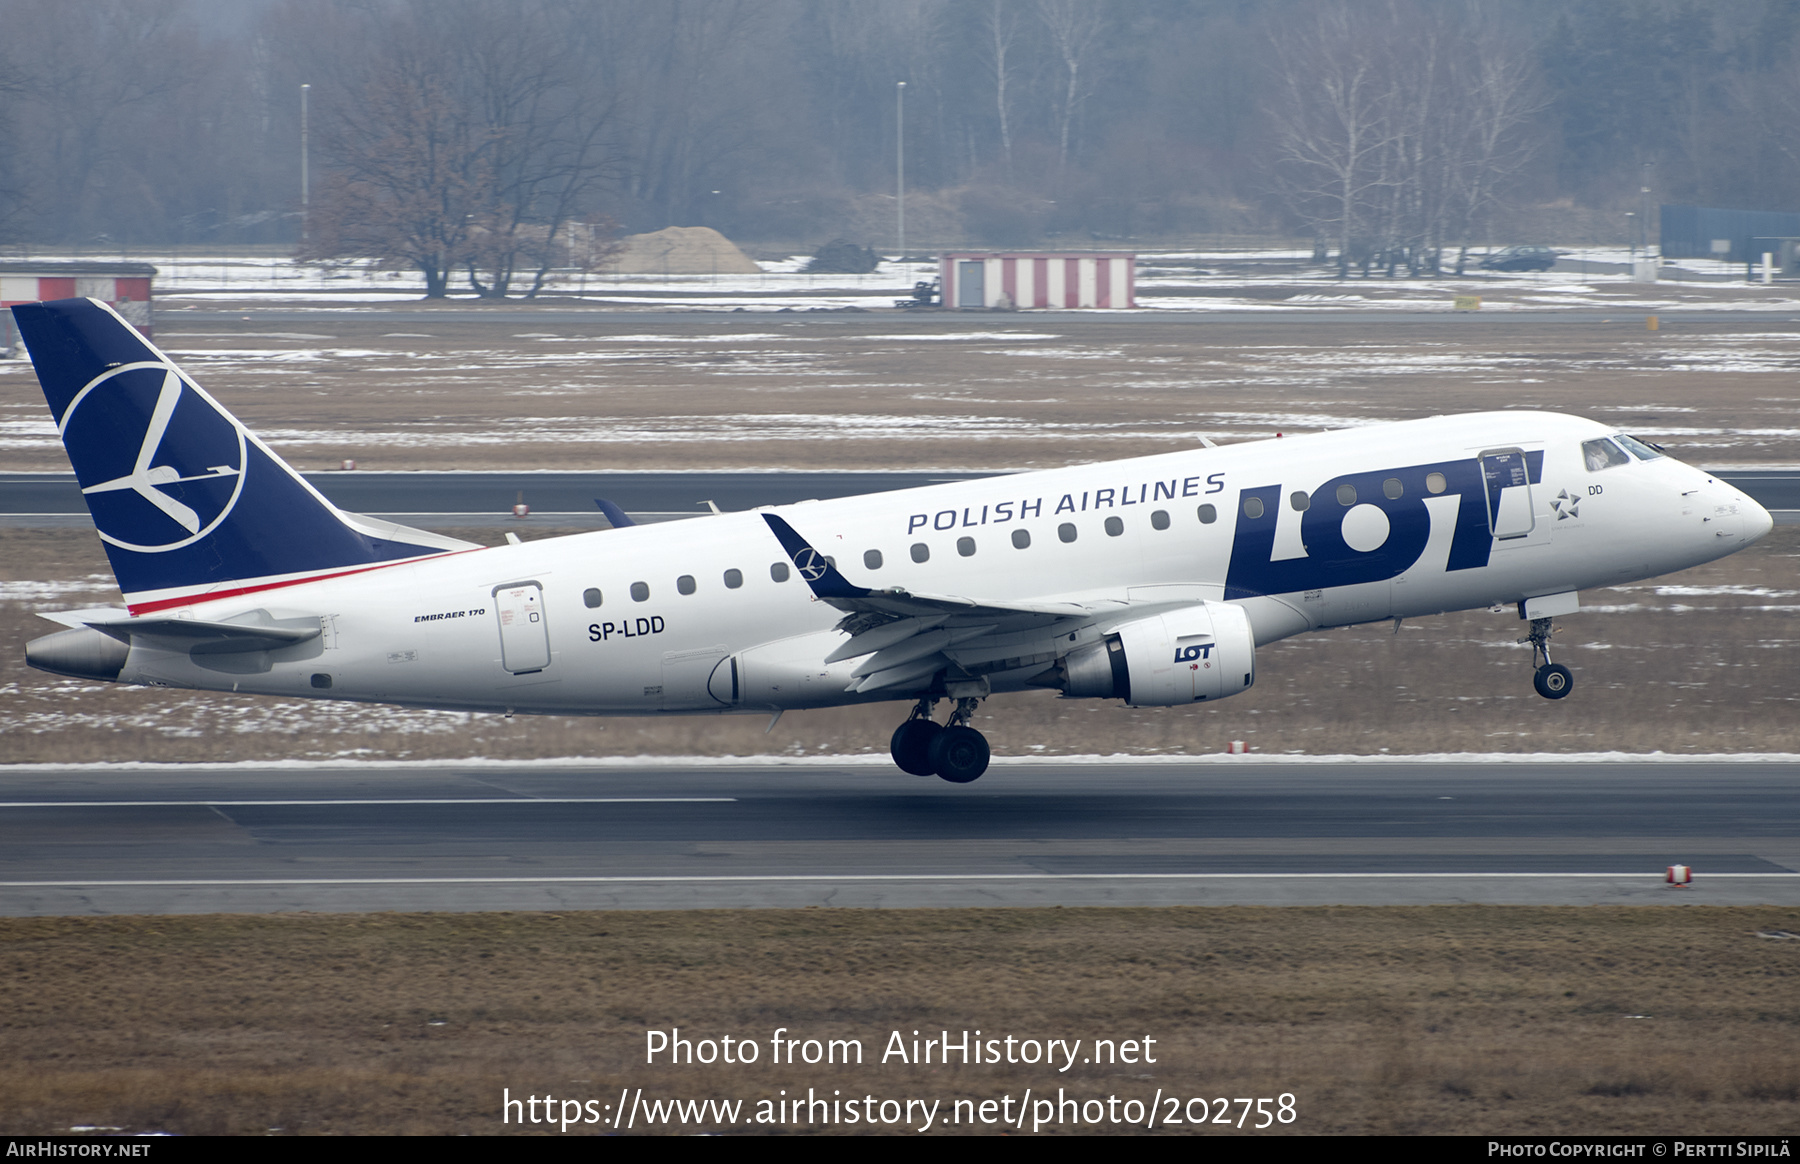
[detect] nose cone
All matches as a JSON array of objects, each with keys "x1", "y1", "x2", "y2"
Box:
[
  {"x1": 1706, "y1": 476, "x2": 1773, "y2": 548},
  {"x1": 1743, "y1": 494, "x2": 1776, "y2": 544}
]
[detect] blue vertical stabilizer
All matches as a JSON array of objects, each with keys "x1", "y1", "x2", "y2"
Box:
[{"x1": 10, "y1": 298, "x2": 467, "y2": 606}]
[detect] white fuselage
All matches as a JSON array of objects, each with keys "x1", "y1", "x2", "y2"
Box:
[{"x1": 112, "y1": 412, "x2": 1770, "y2": 715}]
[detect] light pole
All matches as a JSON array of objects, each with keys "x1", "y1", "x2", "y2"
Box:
[
  {"x1": 300, "y1": 83, "x2": 311, "y2": 245},
  {"x1": 896, "y1": 80, "x2": 906, "y2": 265}
]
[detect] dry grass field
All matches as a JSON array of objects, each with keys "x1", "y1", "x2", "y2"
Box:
[
  {"x1": 1, "y1": 906, "x2": 1797, "y2": 1136},
  {"x1": 3, "y1": 309, "x2": 1799, "y2": 474},
  {"x1": 3, "y1": 521, "x2": 1795, "y2": 763}
]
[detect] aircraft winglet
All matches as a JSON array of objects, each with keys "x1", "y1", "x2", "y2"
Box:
[
  {"x1": 760, "y1": 513, "x2": 870, "y2": 600},
  {"x1": 593, "y1": 498, "x2": 636, "y2": 528}
]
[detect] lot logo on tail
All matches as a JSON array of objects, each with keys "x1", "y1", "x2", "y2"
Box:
[{"x1": 59, "y1": 361, "x2": 247, "y2": 552}]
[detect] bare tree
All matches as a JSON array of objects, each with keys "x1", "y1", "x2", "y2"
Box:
[
  {"x1": 1270, "y1": 1, "x2": 1544, "y2": 278},
  {"x1": 1035, "y1": 0, "x2": 1104, "y2": 177},
  {"x1": 1268, "y1": 3, "x2": 1398, "y2": 276},
  {"x1": 432, "y1": 1, "x2": 626, "y2": 297},
  {"x1": 300, "y1": 66, "x2": 494, "y2": 298},
  {"x1": 1443, "y1": 19, "x2": 1546, "y2": 270},
  {"x1": 977, "y1": 0, "x2": 1024, "y2": 179},
  {"x1": 296, "y1": 1, "x2": 625, "y2": 298}
]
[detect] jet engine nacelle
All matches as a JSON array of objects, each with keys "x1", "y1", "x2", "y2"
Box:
[{"x1": 1060, "y1": 602, "x2": 1255, "y2": 706}]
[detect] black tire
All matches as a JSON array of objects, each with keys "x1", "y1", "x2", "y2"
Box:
[
  {"x1": 930, "y1": 725, "x2": 990, "y2": 783},
  {"x1": 1533, "y1": 663, "x2": 1573, "y2": 700},
  {"x1": 890, "y1": 719, "x2": 942, "y2": 775}
]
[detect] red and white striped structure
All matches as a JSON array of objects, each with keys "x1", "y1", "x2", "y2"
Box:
[
  {"x1": 941, "y1": 252, "x2": 1135, "y2": 310},
  {"x1": 1, "y1": 263, "x2": 156, "y2": 349}
]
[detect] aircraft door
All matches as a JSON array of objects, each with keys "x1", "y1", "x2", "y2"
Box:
[
  {"x1": 493, "y1": 582, "x2": 551, "y2": 674},
  {"x1": 1481, "y1": 449, "x2": 1535, "y2": 539}
]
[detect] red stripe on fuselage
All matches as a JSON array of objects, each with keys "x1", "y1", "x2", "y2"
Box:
[{"x1": 125, "y1": 548, "x2": 486, "y2": 615}]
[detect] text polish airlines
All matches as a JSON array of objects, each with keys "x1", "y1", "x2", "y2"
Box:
[{"x1": 14, "y1": 299, "x2": 1774, "y2": 782}]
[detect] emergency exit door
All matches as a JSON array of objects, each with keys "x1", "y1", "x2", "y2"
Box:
[{"x1": 493, "y1": 582, "x2": 551, "y2": 673}]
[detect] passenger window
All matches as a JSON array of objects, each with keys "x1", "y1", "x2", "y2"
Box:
[
  {"x1": 1243, "y1": 497, "x2": 1265, "y2": 519},
  {"x1": 1615, "y1": 434, "x2": 1665, "y2": 461},
  {"x1": 630, "y1": 581, "x2": 650, "y2": 602},
  {"x1": 582, "y1": 587, "x2": 602, "y2": 609},
  {"x1": 1335, "y1": 484, "x2": 1357, "y2": 506},
  {"x1": 770, "y1": 562, "x2": 790, "y2": 582},
  {"x1": 677, "y1": 575, "x2": 696, "y2": 595},
  {"x1": 1583, "y1": 438, "x2": 1630, "y2": 472},
  {"x1": 1383, "y1": 478, "x2": 1403, "y2": 500},
  {"x1": 1198, "y1": 504, "x2": 1217, "y2": 524},
  {"x1": 1425, "y1": 472, "x2": 1447, "y2": 494},
  {"x1": 1290, "y1": 491, "x2": 1310, "y2": 511},
  {"x1": 911, "y1": 542, "x2": 930, "y2": 563},
  {"x1": 864, "y1": 549, "x2": 883, "y2": 570},
  {"x1": 957, "y1": 536, "x2": 976, "y2": 557},
  {"x1": 723, "y1": 569, "x2": 743, "y2": 589},
  {"x1": 1104, "y1": 516, "x2": 1124, "y2": 536},
  {"x1": 1058, "y1": 522, "x2": 1078, "y2": 543},
  {"x1": 1151, "y1": 509, "x2": 1170, "y2": 530}
]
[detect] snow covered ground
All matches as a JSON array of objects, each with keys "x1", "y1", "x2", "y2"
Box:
[{"x1": 15, "y1": 247, "x2": 1797, "y2": 313}]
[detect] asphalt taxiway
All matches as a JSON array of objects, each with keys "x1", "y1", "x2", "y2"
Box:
[{"x1": 2, "y1": 761, "x2": 1795, "y2": 915}]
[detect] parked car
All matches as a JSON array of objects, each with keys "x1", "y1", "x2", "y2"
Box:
[{"x1": 1478, "y1": 245, "x2": 1559, "y2": 272}]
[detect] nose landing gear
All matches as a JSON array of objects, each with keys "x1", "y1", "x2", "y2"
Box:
[
  {"x1": 1522, "y1": 617, "x2": 1574, "y2": 700},
  {"x1": 888, "y1": 695, "x2": 991, "y2": 782}
]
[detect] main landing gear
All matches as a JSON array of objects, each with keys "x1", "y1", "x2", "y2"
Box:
[
  {"x1": 889, "y1": 696, "x2": 991, "y2": 783},
  {"x1": 1522, "y1": 617, "x2": 1574, "y2": 700}
]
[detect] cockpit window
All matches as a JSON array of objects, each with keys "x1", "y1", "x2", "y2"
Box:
[
  {"x1": 1582, "y1": 438, "x2": 1631, "y2": 472},
  {"x1": 1614, "y1": 434, "x2": 1665, "y2": 461}
]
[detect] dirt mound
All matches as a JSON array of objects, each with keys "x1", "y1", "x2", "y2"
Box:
[{"x1": 610, "y1": 226, "x2": 761, "y2": 275}]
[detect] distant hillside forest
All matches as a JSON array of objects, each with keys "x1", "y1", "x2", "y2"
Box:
[{"x1": 2, "y1": 0, "x2": 1797, "y2": 258}]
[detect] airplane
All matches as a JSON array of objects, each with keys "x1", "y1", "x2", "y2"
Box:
[{"x1": 12, "y1": 297, "x2": 1776, "y2": 783}]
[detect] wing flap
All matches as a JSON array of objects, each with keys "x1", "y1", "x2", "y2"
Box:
[{"x1": 849, "y1": 624, "x2": 995, "y2": 678}]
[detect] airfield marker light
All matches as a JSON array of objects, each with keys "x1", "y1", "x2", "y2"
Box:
[
  {"x1": 1666, "y1": 864, "x2": 1692, "y2": 887},
  {"x1": 513, "y1": 490, "x2": 530, "y2": 519},
  {"x1": 1647, "y1": 315, "x2": 1659, "y2": 331},
  {"x1": 1228, "y1": 740, "x2": 1247, "y2": 755},
  {"x1": 340, "y1": 459, "x2": 356, "y2": 471}
]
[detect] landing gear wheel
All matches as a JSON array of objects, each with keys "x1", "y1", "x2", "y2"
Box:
[
  {"x1": 1533, "y1": 663, "x2": 1573, "y2": 700},
  {"x1": 890, "y1": 719, "x2": 943, "y2": 775},
  {"x1": 930, "y1": 725, "x2": 990, "y2": 783},
  {"x1": 1521, "y1": 617, "x2": 1573, "y2": 700}
]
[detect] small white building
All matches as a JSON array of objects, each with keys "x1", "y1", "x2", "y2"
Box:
[
  {"x1": 1, "y1": 262, "x2": 157, "y2": 352},
  {"x1": 940, "y1": 251, "x2": 1135, "y2": 309}
]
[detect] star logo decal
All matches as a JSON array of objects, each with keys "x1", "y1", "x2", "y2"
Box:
[{"x1": 1550, "y1": 488, "x2": 1580, "y2": 520}]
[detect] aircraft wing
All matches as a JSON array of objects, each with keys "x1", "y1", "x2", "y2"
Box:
[{"x1": 762, "y1": 512, "x2": 1109, "y2": 693}]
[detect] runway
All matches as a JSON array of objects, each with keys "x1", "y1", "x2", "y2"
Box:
[{"x1": 2, "y1": 761, "x2": 1795, "y2": 915}]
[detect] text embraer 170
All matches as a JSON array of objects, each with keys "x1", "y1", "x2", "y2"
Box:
[{"x1": 15, "y1": 298, "x2": 1773, "y2": 782}]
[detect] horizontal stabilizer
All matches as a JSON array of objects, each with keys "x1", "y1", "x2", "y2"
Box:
[{"x1": 86, "y1": 615, "x2": 320, "y2": 653}]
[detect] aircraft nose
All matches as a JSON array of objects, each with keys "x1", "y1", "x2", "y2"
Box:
[
  {"x1": 1705, "y1": 475, "x2": 1773, "y2": 546},
  {"x1": 1743, "y1": 493, "x2": 1775, "y2": 544}
]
